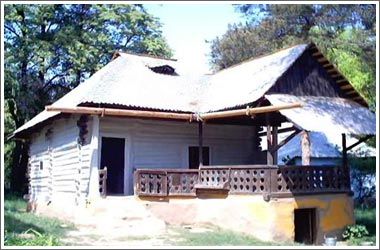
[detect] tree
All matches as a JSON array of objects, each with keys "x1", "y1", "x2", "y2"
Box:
[
  {"x1": 4, "y1": 4, "x2": 172, "y2": 193},
  {"x1": 209, "y1": 4, "x2": 376, "y2": 107}
]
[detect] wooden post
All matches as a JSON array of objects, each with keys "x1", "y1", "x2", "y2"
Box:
[
  {"x1": 272, "y1": 126, "x2": 278, "y2": 165},
  {"x1": 266, "y1": 125, "x2": 273, "y2": 165},
  {"x1": 301, "y1": 130, "x2": 311, "y2": 165},
  {"x1": 88, "y1": 115, "x2": 100, "y2": 199},
  {"x1": 342, "y1": 134, "x2": 347, "y2": 168},
  {"x1": 342, "y1": 133, "x2": 351, "y2": 190},
  {"x1": 198, "y1": 121, "x2": 203, "y2": 167}
]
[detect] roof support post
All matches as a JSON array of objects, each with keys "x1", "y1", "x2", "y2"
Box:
[
  {"x1": 88, "y1": 115, "x2": 101, "y2": 199},
  {"x1": 301, "y1": 130, "x2": 311, "y2": 165},
  {"x1": 198, "y1": 121, "x2": 203, "y2": 168},
  {"x1": 266, "y1": 115, "x2": 277, "y2": 165},
  {"x1": 342, "y1": 133, "x2": 351, "y2": 190}
]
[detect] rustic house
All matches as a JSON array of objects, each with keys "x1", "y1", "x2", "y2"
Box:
[{"x1": 13, "y1": 43, "x2": 376, "y2": 244}]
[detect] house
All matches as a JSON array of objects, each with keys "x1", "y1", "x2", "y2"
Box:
[{"x1": 13, "y1": 43, "x2": 376, "y2": 244}]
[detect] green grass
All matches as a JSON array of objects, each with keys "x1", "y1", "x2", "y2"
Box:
[
  {"x1": 4, "y1": 195, "x2": 74, "y2": 246},
  {"x1": 347, "y1": 207, "x2": 376, "y2": 246},
  {"x1": 170, "y1": 226, "x2": 297, "y2": 246}
]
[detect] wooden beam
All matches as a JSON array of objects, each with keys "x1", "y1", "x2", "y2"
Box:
[
  {"x1": 336, "y1": 79, "x2": 348, "y2": 84},
  {"x1": 200, "y1": 103, "x2": 302, "y2": 120},
  {"x1": 344, "y1": 89, "x2": 358, "y2": 95},
  {"x1": 258, "y1": 126, "x2": 297, "y2": 137},
  {"x1": 317, "y1": 57, "x2": 328, "y2": 63},
  {"x1": 346, "y1": 135, "x2": 374, "y2": 151},
  {"x1": 46, "y1": 102, "x2": 302, "y2": 122},
  {"x1": 341, "y1": 85, "x2": 354, "y2": 90},
  {"x1": 330, "y1": 73, "x2": 341, "y2": 78},
  {"x1": 46, "y1": 106, "x2": 193, "y2": 121},
  {"x1": 301, "y1": 130, "x2": 311, "y2": 165},
  {"x1": 342, "y1": 134, "x2": 348, "y2": 169},
  {"x1": 271, "y1": 129, "x2": 301, "y2": 153}
]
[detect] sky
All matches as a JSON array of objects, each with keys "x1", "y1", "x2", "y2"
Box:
[{"x1": 144, "y1": 4, "x2": 244, "y2": 74}]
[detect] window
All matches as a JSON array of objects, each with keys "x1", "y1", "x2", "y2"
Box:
[{"x1": 39, "y1": 161, "x2": 43, "y2": 170}]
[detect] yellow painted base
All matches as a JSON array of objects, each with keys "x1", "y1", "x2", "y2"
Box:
[{"x1": 142, "y1": 193, "x2": 354, "y2": 244}]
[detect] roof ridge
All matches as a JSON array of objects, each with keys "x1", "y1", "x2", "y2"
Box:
[
  {"x1": 112, "y1": 51, "x2": 178, "y2": 62},
  {"x1": 212, "y1": 43, "x2": 311, "y2": 75}
]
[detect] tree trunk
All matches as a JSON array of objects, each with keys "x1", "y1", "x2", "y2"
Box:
[{"x1": 10, "y1": 140, "x2": 29, "y2": 194}]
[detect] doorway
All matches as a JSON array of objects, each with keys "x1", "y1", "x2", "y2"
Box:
[
  {"x1": 100, "y1": 137, "x2": 125, "y2": 195},
  {"x1": 188, "y1": 146, "x2": 209, "y2": 169},
  {"x1": 294, "y1": 208, "x2": 317, "y2": 245}
]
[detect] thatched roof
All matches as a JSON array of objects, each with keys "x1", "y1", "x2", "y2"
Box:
[
  {"x1": 265, "y1": 94, "x2": 375, "y2": 135},
  {"x1": 13, "y1": 43, "x2": 373, "y2": 137}
]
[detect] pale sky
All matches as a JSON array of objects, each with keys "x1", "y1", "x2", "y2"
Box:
[{"x1": 144, "y1": 4, "x2": 244, "y2": 74}]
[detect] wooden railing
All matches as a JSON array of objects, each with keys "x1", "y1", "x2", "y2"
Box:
[
  {"x1": 99, "y1": 167, "x2": 107, "y2": 198},
  {"x1": 134, "y1": 165, "x2": 351, "y2": 200}
]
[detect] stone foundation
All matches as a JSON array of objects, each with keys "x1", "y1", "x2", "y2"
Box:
[{"x1": 139, "y1": 193, "x2": 354, "y2": 244}]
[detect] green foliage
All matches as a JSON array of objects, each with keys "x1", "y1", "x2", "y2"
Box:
[
  {"x1": 209, "y1": 4, "x2": 376, "y2": 108},
  {"x1": 4, "y1": 4, "x2": 172, "y2": 192},
  {"x1": 4, "y1": 195, "x2": 74, "y2": 246},
  {"x1": 5, "y1": 229, "x2": 61, "y2": 246},
  {"x1": 342, "y1": 225, "x2": 369, "y2": 240}
]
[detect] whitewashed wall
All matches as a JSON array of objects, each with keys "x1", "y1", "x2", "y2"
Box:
[
  {"x1": 28, "y1": 115, "x2": 92, "y2": 204},
  {"x1": 99, "y1": 117, "x2": 261, "y2": 195}
]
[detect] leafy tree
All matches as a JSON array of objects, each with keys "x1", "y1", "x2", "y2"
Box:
[
  {"x1": 209, "y1": 4, "x2": 376, "y2": 107},
  {"x1": 4, "y1": 4, "x2": 172, "y2": 193}
]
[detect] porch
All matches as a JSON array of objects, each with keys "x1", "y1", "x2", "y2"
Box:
[{"x1": 132, "y1": 165, "x2": 351, "y2": 200}]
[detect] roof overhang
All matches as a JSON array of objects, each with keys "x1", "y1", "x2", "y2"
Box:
[{"x1": 265, "y1": 94, "x2": 376, "y2": 135}]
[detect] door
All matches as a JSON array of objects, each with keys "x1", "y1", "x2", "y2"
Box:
[
  {"x1": 188, "y1": 146, "x2": 210, "y2": 169},
  {"x1": 100, "y1": 137, "x2": 125, "y2": 195},
  {"x1": 294, "y1": 208, "x2": 316, "y2": 244}
]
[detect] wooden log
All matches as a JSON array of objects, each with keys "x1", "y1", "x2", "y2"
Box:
[
  {"x1": 200, "y1": 103, "x2": 302, "y2": 120},
  {"x1": 301, "y1": 130, "x2": 311, "y2": 165},
  {"x1": 46, "y1": 102, "x2": 302, "y2": 121},
  {"x1": 46, "y1": 106, "x2": 193, "y2": 121}
]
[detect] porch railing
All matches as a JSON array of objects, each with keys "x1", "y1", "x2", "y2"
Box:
[
  {"x1": 99, "y1": 167, "x2": 107, "y2": 198},
  {"x1": 134, "y1": 165, "x2": 351, "y2": 200}
]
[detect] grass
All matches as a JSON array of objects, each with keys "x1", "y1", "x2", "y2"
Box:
[
  {"x1": 169, "y1": 225, "x2": 297, "y2": 246},
  {"x1": 4, "y1": 195, "x2": 74, "y2": 246},
  {"x1": 347, "y1": 207, "x2": 376, "y2": 246}
]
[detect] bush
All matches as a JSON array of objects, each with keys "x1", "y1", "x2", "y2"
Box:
[{"x1": 342, "y1": 225, "x2": 369, "y2": 240}]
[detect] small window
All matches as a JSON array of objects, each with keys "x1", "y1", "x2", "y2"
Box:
[{"x1": 39, "y1": 161, "x2": 43, "y2": 170}]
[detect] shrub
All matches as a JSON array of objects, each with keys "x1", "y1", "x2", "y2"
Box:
[{"x1": 342, "y1": 225, "x2": 369, "y2": 240}]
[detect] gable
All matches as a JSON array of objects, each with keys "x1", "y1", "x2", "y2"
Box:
[{"x1": 268, "y1": 49, "x2": 345, "y2": 98}]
